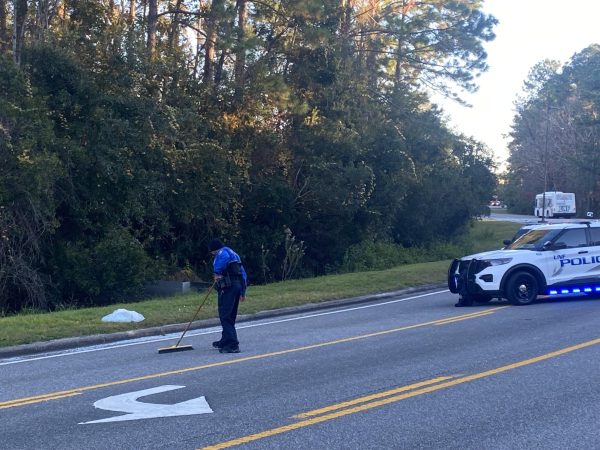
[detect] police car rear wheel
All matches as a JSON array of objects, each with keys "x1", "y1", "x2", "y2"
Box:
[{"x1": 506, "y1": 271, "x2": 539, "y2": 306}]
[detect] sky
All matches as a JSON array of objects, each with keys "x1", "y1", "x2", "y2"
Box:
[{"x1": 434, "y1": 0, "x2": 600, "y2": 171}]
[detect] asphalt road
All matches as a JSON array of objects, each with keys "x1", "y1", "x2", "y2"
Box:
[
  {"x1": 489, "y1": 211, "x2": 590, "y2": 224},
  {"x1": 4, "y1": 288, "x2": 600, "y2": 449},
  {"x1": 490, "y1": 211, "x2": 538, "y2": 223}
]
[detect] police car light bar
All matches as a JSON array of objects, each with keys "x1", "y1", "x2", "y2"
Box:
[{"x1": 547, "y1": 286, "x2": 600, "y2": 295}]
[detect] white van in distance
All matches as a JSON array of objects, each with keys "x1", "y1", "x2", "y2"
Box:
[{"x1": 534, "y1": 192, "x2": 576, "y2": 218}]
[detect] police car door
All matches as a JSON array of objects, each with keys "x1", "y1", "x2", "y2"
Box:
[
  {"x1": 585, "y1": 226, "x2": 600, "y2": 281},
  {"x1": 546, "y1": 228, "x2": 590, "y2": 287}
]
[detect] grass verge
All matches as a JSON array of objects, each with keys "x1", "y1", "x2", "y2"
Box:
[{"x1": 0, "y1": 220, "x2": 520, "y2": 348}]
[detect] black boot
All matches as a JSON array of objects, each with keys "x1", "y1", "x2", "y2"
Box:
[
  {"x1": 455, "y1": 297, "x2": 473, "y2": 307},
  {"x1": 219, "y1": 345, "x2": 240, "y2": 354}
]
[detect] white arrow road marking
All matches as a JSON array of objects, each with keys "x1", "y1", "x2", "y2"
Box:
[{"x1": 80, "y1": 385, "x2": 213, "y2": 424}]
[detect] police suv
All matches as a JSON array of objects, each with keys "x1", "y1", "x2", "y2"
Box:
[{"x1": 448, "y1": 221, "x2": 600, "y2": 306}]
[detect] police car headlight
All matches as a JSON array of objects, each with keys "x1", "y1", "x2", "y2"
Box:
[{"x1": 482, "y1": 258, "x2": 512, "y2": 266}]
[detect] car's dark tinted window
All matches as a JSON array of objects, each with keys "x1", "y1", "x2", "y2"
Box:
[
  {"x1": 556, "y1": 228, "x2": 588, "y2": 248},
  {"x1": 590, "y1": 227, "x2": 600, "y2": 246}
]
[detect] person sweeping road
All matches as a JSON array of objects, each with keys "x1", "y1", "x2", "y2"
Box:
[{"x1": 208, "y1": 238, "x2": 248, "y2": 354}]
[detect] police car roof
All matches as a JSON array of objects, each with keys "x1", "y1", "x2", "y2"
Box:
[
  {"x1": 518, "y1": 222, "x2": 559, "y2": 230},
  {"x1": 519, "y1": 219, "x2": 599, "y2": 227},
  {"x1": 533, "y1": 221, "x2": 599, "y2": 230}
]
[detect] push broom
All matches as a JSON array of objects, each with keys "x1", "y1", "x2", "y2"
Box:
[{"x1": 158, "y1": 281, "x2": 215, "y2": 354}]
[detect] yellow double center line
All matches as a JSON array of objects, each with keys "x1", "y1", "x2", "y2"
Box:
[
  {"x1": 202, "y1": 336, "x2": 600, "y2": 449},
  {"x1": 0, "y1": 391, "x2": 82, "y2": 408},
  {"x1": 293, "y1": 376, "x2": 455, "y2": 419},
  {"x1": 1, "y1": 308, "x2": 505, "y2": 410}
]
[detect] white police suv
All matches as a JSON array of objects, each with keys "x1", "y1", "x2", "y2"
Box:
[{"x1": 448, "y1": 221, "x2": 600, "y2": 306}]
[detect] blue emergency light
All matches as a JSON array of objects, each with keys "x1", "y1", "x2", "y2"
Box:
[{"x1": 547, "y1": 286, "x2": 600, "y2": 295}]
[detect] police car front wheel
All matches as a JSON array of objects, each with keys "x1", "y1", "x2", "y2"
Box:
[{"x1": 506, "y1": 271, "x2": 539, "y2": 306}]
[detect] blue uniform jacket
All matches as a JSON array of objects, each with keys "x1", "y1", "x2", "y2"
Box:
[{"x1": 213, "y1": 247, "x2": 247, "y2": 295}]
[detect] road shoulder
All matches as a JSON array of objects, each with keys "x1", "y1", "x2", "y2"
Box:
[{"x1": 0, "y1": 283, "x2": 447, "y2": 358}]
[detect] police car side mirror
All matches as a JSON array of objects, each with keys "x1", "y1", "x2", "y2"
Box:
[{"x1": 503, "y1": 239, "x2": 511, "y2": 246}]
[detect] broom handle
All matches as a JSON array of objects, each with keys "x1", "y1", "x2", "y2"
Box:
[{"x1": 174, "y1": 282, "x2": 215, "y2": 348}]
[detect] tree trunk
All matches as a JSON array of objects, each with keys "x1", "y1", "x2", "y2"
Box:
[
  {"x1": 129, "y1": 0, "x2": 135, "y2": 21},
  {"x1": 203, "y1": 0, "x2": 223, "y2": 86},
  {"x1": 168, "y1": 0, "x2": 183, "y2": 50},
  {"x1": 338, "y1": 0, "x2": 351, "y2": 63},
  {"x1": 214, "y1": 47, "x2": 225, "y2": 86},
  {"x1": 233, "y1": 0, "x2": 246, "y2": 97},
  {"x1": 0, "y1": 0, "x2": 8, "y2": 53},
  {"x1": 147, "y1": 0, "x2": 158, "y2": 59},
  {"x1": 35, "y1": 0, "x2": 50, "y2": 40},
  {"x1": 363, "y1": 2, "x2": 382, "y2": 85},
  {"x1": 394, "y1": 0, "x2": 415, "y2": 86},
  {"x1": 193, "y1": 10, "x2": 202, "y2": 78},
  {"x1": 13, "y1": 0, "x2": 28, "y2": 65}
]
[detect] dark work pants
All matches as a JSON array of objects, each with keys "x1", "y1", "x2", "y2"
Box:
[{"x1": 218, "y1": 281, "x2": 242, "y2": 348}]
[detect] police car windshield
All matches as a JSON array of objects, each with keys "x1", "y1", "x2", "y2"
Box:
[{"x1": 505, "y1": 228, "x2": 562, "y2": 250}]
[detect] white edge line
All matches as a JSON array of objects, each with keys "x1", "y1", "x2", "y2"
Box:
[{"x1": 0, "y1": 290, "x2": 448, "y2": 366}]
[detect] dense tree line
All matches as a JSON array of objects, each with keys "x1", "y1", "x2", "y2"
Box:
[
  {"x1": 503, "y1": 45, "x2": 600, "y2": 216},
  {"x1": 0, "y1": 0, "x2": 497, "y2": 313}
]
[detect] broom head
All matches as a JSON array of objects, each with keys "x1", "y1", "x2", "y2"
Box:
[{"x1": 157, "y1": 344, "x2": 194, "y2": 354}]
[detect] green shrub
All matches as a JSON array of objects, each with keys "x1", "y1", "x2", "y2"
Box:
[
  {"x1": 50, "y1": 227, "x2": 160, "y2": 306},
  {"x1": 341, "y1": 241, "x2": 421, "y2": 272},
  {"x1": 341, "y1": 232, "x2": 505, "y2": 273}
]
